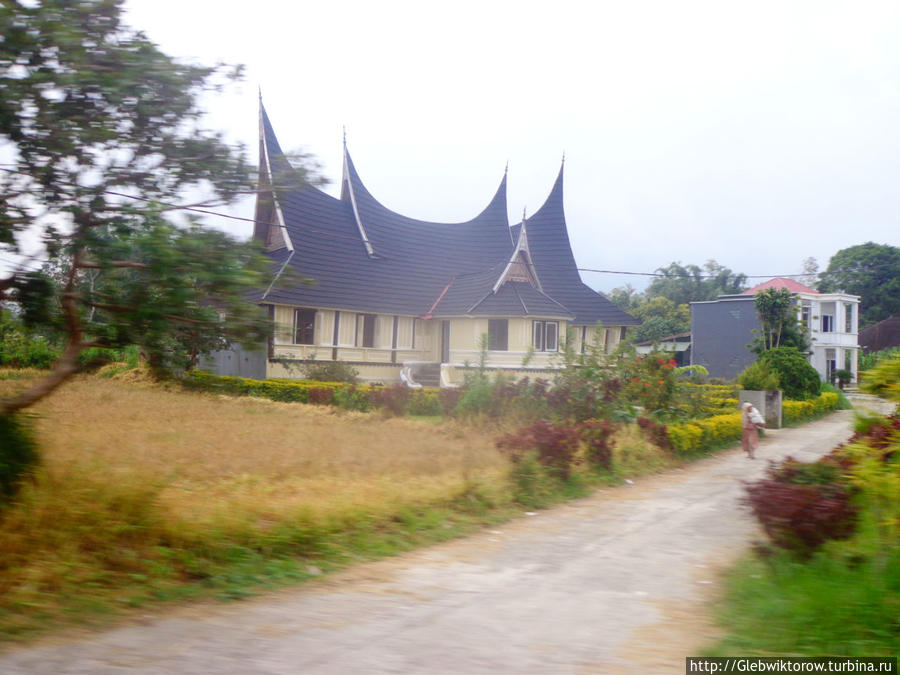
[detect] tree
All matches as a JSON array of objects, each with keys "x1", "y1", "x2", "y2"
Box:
[
  {"x1": 645, "y1": 260, "x2": 747, "y2": 305},
  {"x1": 749, "y1": 288, "x2": 810, "y2": 355},
  {"x1": 799, "y1": 256, "x2": 819, "y2": 288},
  {"x1": 0, "y1": 1, "x2": 303, "y2": 414},
  {"x1": 758, "y1": 347, "x2": 821, "y2": 400},
  {"x1": 606, "y1": 284, "x2": 644, "y2": 313},
  {"x1": 818, "y1": 243, "x2": 900, "y2": 328},
  {"x1": 628, "y1": 297, "x2": 690, "y2": 343}
]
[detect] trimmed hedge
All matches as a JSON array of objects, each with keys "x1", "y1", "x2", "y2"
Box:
[
  {"x1": 183, "y1": 370, "x2": 349, "y2": 405},
  {"x1": 182, "y1": 371, "x2": 443, "y2": 415},
  {"x1": 782, "y1": 392, "x2": 839, "y2": 426},
  {"x1": 667, "y1": 413, "x2": 742, "y2": 454},
  {"x1": 668, "y1": 391, "x2": 842, "y2": 453}
]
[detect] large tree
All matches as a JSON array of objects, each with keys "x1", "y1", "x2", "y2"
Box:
[
  {"x1": 628, "y1": 296, "x2": 690, "y2": 344},
  {"x1": 645, "y1": 260, "x2": 747, "y2": 305},
  {"x1": 749, "y1": 287, "x2": 809, "y2": 355},
  {"x1": 818, "y1": 242, "x2": 900, "y2": 328},
  {"x1": 0, "y1": 0, "x2": 285, "y2": 414}
]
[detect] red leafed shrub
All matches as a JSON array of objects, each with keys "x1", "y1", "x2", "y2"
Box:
[
  {"x1": 745, "y1": 456, "x2": 858, "y2": 558},
  {"x1": 636, "y1": 416, "x2": 671, "y2": 451},
  {"x1": 847, "y1": 414, "x2": 900, "y2": 453},
  {"x1": 579, "y1": 418, "x2": 617, "y2": 470},
  {"x1": 370, "y1": 384, "x2": 411, "y2": 416},
  {"x1": 497, "y1": 420, "x2": 581, "y2": 480},
  {"x1": 306, "y1": 387, "x2": 335, "y2": 405},
  {"x1": 438, "y1": 388, "x2": 462, "y2": 415}
]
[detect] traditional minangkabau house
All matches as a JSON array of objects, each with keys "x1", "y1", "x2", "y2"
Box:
[{"x1": 234, "y1": 103, "x2": 638, "y2": 386}]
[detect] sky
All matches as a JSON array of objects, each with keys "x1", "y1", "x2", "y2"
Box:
[{"x1": 122, "y1": 0, "x2": 900, "y2": 293}]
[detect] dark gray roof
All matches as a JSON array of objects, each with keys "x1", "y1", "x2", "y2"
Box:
[
  {"x1": 511, "y1": 166, "x2": 640, "y2": 327},
  {"x1": 859, "y1": 316, "x2": 900, "y2": 352},
  {"x1": 428, "y1": 265, "x2": 574, "y2": 318},
  {"x1": 257, "y1": 105, "x2": 637, "y2": 326}
]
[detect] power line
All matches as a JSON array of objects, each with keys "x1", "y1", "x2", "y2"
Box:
[{"x1": 1, "y1": 164, "x2": 891, "y2": 282}]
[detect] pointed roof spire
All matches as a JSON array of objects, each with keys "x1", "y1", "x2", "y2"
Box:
[
  {"x1": 254, "y1": 96, "x2": 293, "y2": 286},
  {"x1": 492, "y1": 206, "x2": 542, "y2": 294},
  {"x1": 340, "y1": 140, "x2": 376, "y2": 258}
]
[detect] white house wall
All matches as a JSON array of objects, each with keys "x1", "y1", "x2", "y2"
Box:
[{"x1": 798, "y1": 291, "x2": 860, "y2": 381}]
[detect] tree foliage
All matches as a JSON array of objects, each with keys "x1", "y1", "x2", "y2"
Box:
[
  {"x1": 0, "y1": 0, "x2": 292, "y2": 414},
  {"x1": 818, "y1": 242, "x2": 900, "y2": 328},
  {"x1": 759, "y1": 347, "x2": 821, "y2": 400},
  {"x1": 629, "y1": 297, "x2": 690, "y2": 343},
  {"x1": 748, "y1": 288, "x2": 810, "y2": 355},
  {"x1": 645, "y1": 260, "x2": 747, "y2": 305},
  {"x1": 609, "y1": 260, "x2": 745, "y2": 344}
]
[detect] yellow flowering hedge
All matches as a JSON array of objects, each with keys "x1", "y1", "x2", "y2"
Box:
[
  {"x1": 669, "y1": 391, "x2": 842, "y2": 453},
  {"x1": 678, "y1": 383, "x2": 740, "y2": 417},
  {"x1": 667, "y1": 412, "x2": 742, "y2": 454},
  {"x1": 782, "y1": 392, "x2": 839, "y2": 425},
  {"x1": 183, "y1": 370, "x2": 354, "y2": 404}
]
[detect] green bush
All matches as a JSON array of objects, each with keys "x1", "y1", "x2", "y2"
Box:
[
  {"x1": 820, "y1": 383, "x2": 851, "y2": 410},
  {"x1": 860, "y1": 353, "x2": 900, "y2": 402},
  {"x1": 0, "y1": 331, "x2": 59, "y2": 369},
  {"x1": 332, "y1": 385, "x2": 372, "y2": 412},
  {"x1": 858, "y1": 346, "x2": 900, "y2": 373},
  {"x1": 297, "y1": 359, "x2": 359, "y2": 384},
  {"x1": 406, "y1": 391, "x2": 442, "y2": 416},
  {"x1": 759, "y1": 347, "x2": 821, "y2": 400},
  {"x1": 0, "y1": 415, "x2": 40, "y2": 505},
  {"x1": 737, "y1": 359, "x2": 780, "y2": 391}
]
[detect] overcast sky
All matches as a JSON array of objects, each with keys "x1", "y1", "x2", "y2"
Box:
[{"x1": 124, "y1": 0, "x2": 900, "y2": 293}]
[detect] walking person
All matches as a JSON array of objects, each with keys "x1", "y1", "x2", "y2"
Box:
[{"x1": 741, "y1": 401, "x2": 764, "y2": 459}]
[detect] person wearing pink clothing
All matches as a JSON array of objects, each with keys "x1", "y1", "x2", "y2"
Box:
[{"x1": 741, "y1": 401, "x2": 764, "y2": 459}]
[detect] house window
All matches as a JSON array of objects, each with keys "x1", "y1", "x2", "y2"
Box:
[
  {"x1": 488, "y1": 319, "x2": 508, "y2": 351},
  {"x1": 356, "y1": 313, "x2": 376, "y2": 348},
  {"x1": 844, "y1": 303, "x2": 853, "y2": 333},
  {"x1": 821, "y1": 314, "x2": 834, "y2": 333},
  {"x1": 532, "y1": 320, "x2": 559, "y2": 352},
  {"x1": 825, "y1": 348, "x2": 836, "y2": 382},
  {"x1": 293, "y1": 308, "x2": 316, "y2": 345},
  {"x1": 801, "y1": 302, "x2": 811, "y2": 329},
  {"x1": 266, "y1": 305, "x2": 275, "y2": 357}
]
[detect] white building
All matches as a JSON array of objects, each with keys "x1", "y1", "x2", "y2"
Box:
[{"x1": 742, "y1": 278, "x2": 860, "y2": 383}]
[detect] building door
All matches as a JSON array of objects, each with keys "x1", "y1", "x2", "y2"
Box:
[{"x1": 441, "y1": 320, "x2": 450, "y2": 363}]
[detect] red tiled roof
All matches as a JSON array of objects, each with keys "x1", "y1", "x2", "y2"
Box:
[{"x1": 742, "y1": 277, "x2": 819, "y2": 295}]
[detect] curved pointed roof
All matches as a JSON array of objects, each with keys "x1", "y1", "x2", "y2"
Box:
[
  {"x1": 512, "y1": 163, "x2": 640, "y2": 326},
  {"x1": 255, "y1": 105, "x2": 638, "y2": 326},
  {"x1": 258, "y1": 108, "x2": 515, "y2": 316}
]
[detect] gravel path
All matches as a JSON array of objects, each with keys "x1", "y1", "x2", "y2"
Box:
[{"x1": 2, "y1": 397, "x2": 891, "y2": 674}]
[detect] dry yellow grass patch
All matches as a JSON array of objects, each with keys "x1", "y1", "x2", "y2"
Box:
[
  {"x1": 610, "y1": 424, "x2": 677, "y2": 476},
  {"x1": 22, "y1": 376, "x2": 507, "y2": 527}
]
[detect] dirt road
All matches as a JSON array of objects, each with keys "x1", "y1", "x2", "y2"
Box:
[{"x1": 3, "y1": 398, "x2": 891, "y2": 674}]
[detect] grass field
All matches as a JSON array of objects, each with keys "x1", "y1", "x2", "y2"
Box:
[
  {"x1": 0, "y1": 374, "x2": 517, "y2": 641},
  {"x1": 0, "y1": 370, "x2": 679, "y2": 643}
]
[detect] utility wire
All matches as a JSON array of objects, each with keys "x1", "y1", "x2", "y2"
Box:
[{"x1": 1, "y1": 164, "x2": 887, "y2": 282}]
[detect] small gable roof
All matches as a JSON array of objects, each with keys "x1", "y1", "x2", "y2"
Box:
[{"x1": 742, "y1": 277, "x2": 819, "y2": 295}]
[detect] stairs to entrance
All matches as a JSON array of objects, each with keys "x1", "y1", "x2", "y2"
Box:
[{"x1": 401, "y1": 362, "x2": 442, "y2": 388}]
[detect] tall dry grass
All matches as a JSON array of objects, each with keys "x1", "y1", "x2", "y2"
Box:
[{"x1": 0, "y1": 375, "x2": 510, "y2": 638}]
